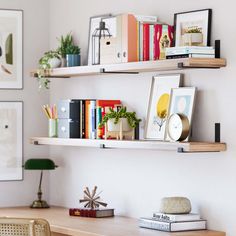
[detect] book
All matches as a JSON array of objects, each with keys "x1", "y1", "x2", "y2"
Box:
[
  {"x1": 149, "y1": 24, "x2": 154, "y2": 60},
  {"x1": 139, "y1": 217, "x2": 206, "y2": 232},
  {"x1": 143, "y1": 23, "x2": 150, "y2": 61},
  {"x1": 154, "y1": 24, "x2": 174, "y2": 60},
  {"x1": 166, "y1": 53, "x2": 215, "y2": 59},
  {"x1": 69, "y1": 208, "x2": 114, "y2": 218},
  {"x1": 153, "y1": 213, "x2": 201, "y2": 222},
  {"x1": 96, "y1": 100, "x2": 122, "y2": 139},
  {"x1": 134, "y1": 15, "x2": 158, "y2": 23},
  {"x1": 166, "y1": 46, "x2": 214, "y2": 55}
]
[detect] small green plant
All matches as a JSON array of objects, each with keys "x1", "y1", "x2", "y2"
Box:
[
  {"x1": 185, "y1": 28, "x2": 202, "y2": 33},
  {"x1": 99, "y1": 107, "x2": 141, "y2": 128},
  {"x1": 37, "y1": 50, "x2": 61, "y2": 90},
  {"x1": 57, "y1": 32, "x2": 80, "y2": 57}
]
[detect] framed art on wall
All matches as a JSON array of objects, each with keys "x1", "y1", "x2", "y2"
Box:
[
  {"x1": 145, "y1": 74, "x2": 182, "y2": 140},
  {"x1": 0, "y1": 101, "x2": 23, "y2": 181},
  {"x1": 0, "y1": 9, "x2": 23, "y2": 89},
  {"x1": 174, "y1": 9, "x2": 212, "y2": 47},
  {"x1": 165, "y1": 87, "x2": 196, "y2": 141}
]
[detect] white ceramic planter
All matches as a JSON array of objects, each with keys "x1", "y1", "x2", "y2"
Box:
[
  {"x1": 48, "y1": 57, "x2": 61, "y2": 68},
  {"x1": 107, "y1": 118, "x2": 132, "y2": 132},
  {"x1": 183, "y1": 33, "x2": 203, "y2": 46}
]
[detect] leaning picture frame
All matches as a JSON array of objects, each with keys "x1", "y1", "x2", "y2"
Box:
[
  {"x1": 174, "y1": 9, "x2": 212, "y2": 47},
  {"x1": 144, "y1": 74, "x2": 182, "y2": 140},
  {"x1": 0, "y1": 101, "x2": 23, "y2": 181},
  {"x1": 165, "y1": 87, "x2": 196, "y2": 141},
  {"x1": 0, "y1": 9, "x2": 23, "y2": 89}
]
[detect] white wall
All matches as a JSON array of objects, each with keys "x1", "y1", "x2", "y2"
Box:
[
  {"x1": 0, "y1": 0, "x2": 50, "y2": 206},
  {"x1": 48, "y1": 0, "x2": 236, "y2": 235}
]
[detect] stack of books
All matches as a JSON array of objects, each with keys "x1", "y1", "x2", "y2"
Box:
[
  {"x1": 139, "y1": 212, "x2": 206, "y2": 232},
  {"x1": 165, "y1": 46, "x2": 215, "y2": 59},
  {"x1": 69, "y1": 208, "x2": 114, "y2": 218}
]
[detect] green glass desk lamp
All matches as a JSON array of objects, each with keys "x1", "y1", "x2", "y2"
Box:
[{"x1": 24, "y1": 158, "x2": 58, "y2": 208}]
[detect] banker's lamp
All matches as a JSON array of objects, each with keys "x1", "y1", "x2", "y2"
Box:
[{"x1": 24, "y1": 158, "x2": 58, "y2": 208}]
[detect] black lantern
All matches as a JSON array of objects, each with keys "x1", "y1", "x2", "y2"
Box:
[{"x1": 92, "y1": 21, "x2": 111, "y2": 65}]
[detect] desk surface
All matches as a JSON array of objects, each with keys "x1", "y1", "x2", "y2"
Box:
[{"x1": 0, "y1": 207, "x2": 225, "y2": 236}]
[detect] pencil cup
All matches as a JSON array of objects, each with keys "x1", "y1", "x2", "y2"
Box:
[{"x1": 48, "y1": 119, "x2": 58, "y2": 138}]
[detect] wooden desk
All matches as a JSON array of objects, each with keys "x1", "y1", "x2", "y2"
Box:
[{"x1": 0, "y1": 207, "x2": 225, "y2": 236}]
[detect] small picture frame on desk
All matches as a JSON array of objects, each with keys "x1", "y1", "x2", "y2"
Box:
[
  {"x1": 174, "y1": 9, "x2": 212, "y2": 47},
  {"x1": 0, "y1": 101, "x2": 23, "y2": 181}
]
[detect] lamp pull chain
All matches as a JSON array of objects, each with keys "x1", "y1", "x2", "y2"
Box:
[{"x1": 38, "y1": 170, "x2": 43, "y2": 201}]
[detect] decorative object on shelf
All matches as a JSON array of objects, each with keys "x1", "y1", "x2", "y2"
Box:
[
  {"x1": 167, "y1": 113, "x2": 190, "y2": 141},
  {"x1": 37, "y1": 50, "x2": 61, "y2": 90},
  {"x1": 57, "y1": 32, "x2": 80, "y2": 67},
  {"x1": 23, "y1": 158, "x2": 58, "y2": 208},
  {"x1": 0, "y1": 101, "x2": 23, "y2": 181},
  {"x1": 160, "y1": 196, "x2": 192, "y2": 214},
  {"x1": 174, "y1": 9, "x2": 212, "y2": 47},
  {"x1": 0, "y1": 9, "x2": 23, "y2": 89},
  {"x1": 87, "y1": 14, "x2": 114, "y2": 65},
  {"x1": 79, "y1": 186, "x2": 107, "y2": 209},
  {"x1": 99, "y1": 107, "x2": 141, "y2": 140},
  {"x1": 42, "y1": 104, "x2": 58, "y2": 138},
  {"x1": 165, "y1": 87, "x2": 196, "y2": 141},
  {"x1": 145, "y1": 74, "x2": 182, "y2": 140}
]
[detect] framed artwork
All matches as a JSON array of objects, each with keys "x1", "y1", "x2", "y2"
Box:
[
  {"x1": 165, "y1": 87, "x2": 196, "y2": 141},
  {"x1": 174, "y1": 9, "x2": 212, "y2": 47},
  {"x1": 87, "y1": 14, "x2": 117, "y2": 65},
  {"x1": 0, "y1": 9, "x2": 23, "y2": 89},
  {"x1": 0, "y1": 101, "x2": 23, "y2": 181},
  {"x1": 145, "y1": 74, "x2": 182, "y2": 140}
]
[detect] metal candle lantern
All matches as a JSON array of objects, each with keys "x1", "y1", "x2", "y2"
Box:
[{"x1": 92, "y1": 20, "x2": 111, "y2": 65}]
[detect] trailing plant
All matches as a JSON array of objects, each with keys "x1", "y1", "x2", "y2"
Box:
[
  {"x1": 37, "y1": 50, "x2": 61, "y2": 90},
  {"x1": 99, "y1": 107, "x2": 141, "y2": 128},
  {"x1": 57, "y1": 32, "x2": 80, "y2": 57}
]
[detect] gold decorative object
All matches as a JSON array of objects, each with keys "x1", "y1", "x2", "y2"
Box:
[{"x1": 79, "y1": 186, "x2": 107, "y2": 209}]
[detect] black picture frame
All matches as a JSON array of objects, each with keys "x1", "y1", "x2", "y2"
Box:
[{"x1": 174, "y1": 9, "x2": 212, "y2": 47}]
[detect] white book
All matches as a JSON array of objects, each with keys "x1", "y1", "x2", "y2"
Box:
[
  {"x1": 166, "y1": 46, "x2": 214, "y2": 55},
  {"x1": 153, "y1": 213, "x2": 201, "y2": 222},
  {"x1": 149, "y1": 25, "x2": 154, "y2": 60},
  {"x1": 135, "y1": 15, "x2": 157, "y2": 23},
  {"x1": 139, "y1": 217, "x2": 206, "y2": 232}
]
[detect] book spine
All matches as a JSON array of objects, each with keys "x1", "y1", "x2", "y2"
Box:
[
  {"x1": 149, "y1": 24, "x2": 154, "y2": 60},
  {"x1": 143, "y1": 23, "x2": 150, "y2": 61},
  {"x1": 166, "y1": 54, "x2": 189, "y2": 59},
  {"x1": 137, "y1": 21, "x2": 140, "y2": 61},
  {"x1": 81, "y1": 100, "x2": 85, "y2": 138},
  {"x1": 153, "y1": 24, "x2": 160, "y2": 60},
  {"x1": 139, "y1": 218, "x2": 170, "y2": 232},
  {"x1": 85, "y1": 100, "x2": 90, "y2": 139},
  {"x1": 96, "y1": 106, "x2": 102, "y2": 139},
  {"x1": 139, "y1": 22, "x2": 143, "y2": 61},
  {"x1": 90, "y1": 100, "x2": 96, "y2": 139}
]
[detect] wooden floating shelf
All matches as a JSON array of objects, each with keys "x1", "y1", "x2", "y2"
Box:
[
  {"x1": 31, "y1": 58, "x2": 226, "y2": 78},
  {"x1": 30, "y1": 137, "x2": 226, "y2": 153}
]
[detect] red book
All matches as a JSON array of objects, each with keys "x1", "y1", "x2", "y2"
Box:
[
  {"x1": 69, "y1": 208, "x2": 114, "y2": 218},
  {"x1": 154, "y1": 24, "x2": 174, "y2": 60},
  {"x1": 96, "y1": 100, "x2": 122, "y2": 139},
  {"x1": 143, "y1": 23, "x2": 150, "y2": 61}
]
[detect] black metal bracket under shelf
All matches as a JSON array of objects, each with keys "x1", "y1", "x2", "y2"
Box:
[
  {"x1": 177, "y1": 62, "x2": 220, "y2": 69},
  {"x1": 100, "y1": 68, "x2": 139, "y2": 74}
]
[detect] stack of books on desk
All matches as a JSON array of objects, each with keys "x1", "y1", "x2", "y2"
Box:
[
  {"x1": 165, "y1": 46, "x2": 215, "y2": 59},
  {"x1": 139, "y1": 212, "x2": 206, "y2": 232}
]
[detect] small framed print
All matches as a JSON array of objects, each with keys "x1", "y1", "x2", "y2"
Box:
[
  {"x1": 174, "y1": 9, "x2": 212, "y2": 47},
  {"x1": 0, "y1": 9, "x2": 23, "y2": 89},
  {"x1": 165, "y1": 87, "x2": 196, "y2": 141},
  {"x1": 145, "y1": 74, "x2": 182, "y2": 140},
  {"x1": 0, "y1": 101, "x2": 23, "y2": 181}
]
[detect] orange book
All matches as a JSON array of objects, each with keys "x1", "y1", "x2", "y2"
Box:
[{"x1": 85, "y1": 100, "x2": 90, "y2": 139}]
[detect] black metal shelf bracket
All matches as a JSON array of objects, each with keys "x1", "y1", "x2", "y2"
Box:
[
  {"x1": 100, "y1": 144, "x2": 106, "y2": 149},
  {"x1": 33, "y1": 141, "x2": 39, "y2": 145},
  {"x1": 215, "y1": 123, "x2": 221, "y2": 143},
  {"x1": 100, "y1": 68, "x2": 139, "y2": 74},
  {"x1": 177, "y1": 62, "x2": 220, "y2": 69}
]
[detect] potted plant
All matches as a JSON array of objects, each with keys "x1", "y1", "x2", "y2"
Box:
[
  {"x1": 99, "y1": 107, "x2": 141, "y2": 140},
  {"x1": 183, "y1": 28, "x2": 203, "y2": 46},
  {"x1": 37, "y1": 50, "x2": 61, "y2": 89},
  {"x1": 57, "y1": 33, "x2": 81, "y2": 67}
]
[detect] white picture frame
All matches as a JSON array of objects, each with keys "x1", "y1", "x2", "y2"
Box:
[
  {"x1": 0, "y1": 9, "x2": 23, "y2": 89},
  {"x1": 174, "y1": 9, "x2": 212, "y2": 47},
  {"x1": 165, "y1": 87, "x2": 196, "y2": 141},
  {"x1": 0, "y1": 101, "x2": 23, "y2": 181},
  {"x1": 144, "y1": 74, "x2": 182, "y2": 140}
]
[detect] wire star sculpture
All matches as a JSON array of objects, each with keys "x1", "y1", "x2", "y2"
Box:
[{"x1": 79, "y1": 186, "x2": 107, "y2": 209}]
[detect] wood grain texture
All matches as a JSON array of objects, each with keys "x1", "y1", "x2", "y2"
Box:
[
  {"x1": 0, "y1": 207, "x2": 225, "y2": 236},
  {"x1": 30, "y1": 137, "x2": 226, "y2": 153},
  {"x1": 30, "y1": 58, "x2": 226, "y2": 78}
]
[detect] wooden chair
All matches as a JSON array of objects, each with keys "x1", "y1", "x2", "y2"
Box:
[{"x1": 0, "y1": 217, "x2": 51, "y2": 236}]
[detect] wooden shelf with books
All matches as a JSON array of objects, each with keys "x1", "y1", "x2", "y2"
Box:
[
  {"x1": 31, "y1": 58, "x2": 226, "y2": 78},
  {"x1": 30, "y1": 137, "x2": 226, "y2": 153}
]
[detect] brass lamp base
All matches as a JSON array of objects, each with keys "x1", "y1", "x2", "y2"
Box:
[{"x1": 30, "y1": 200, "x2": 50, "y2": 208}]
